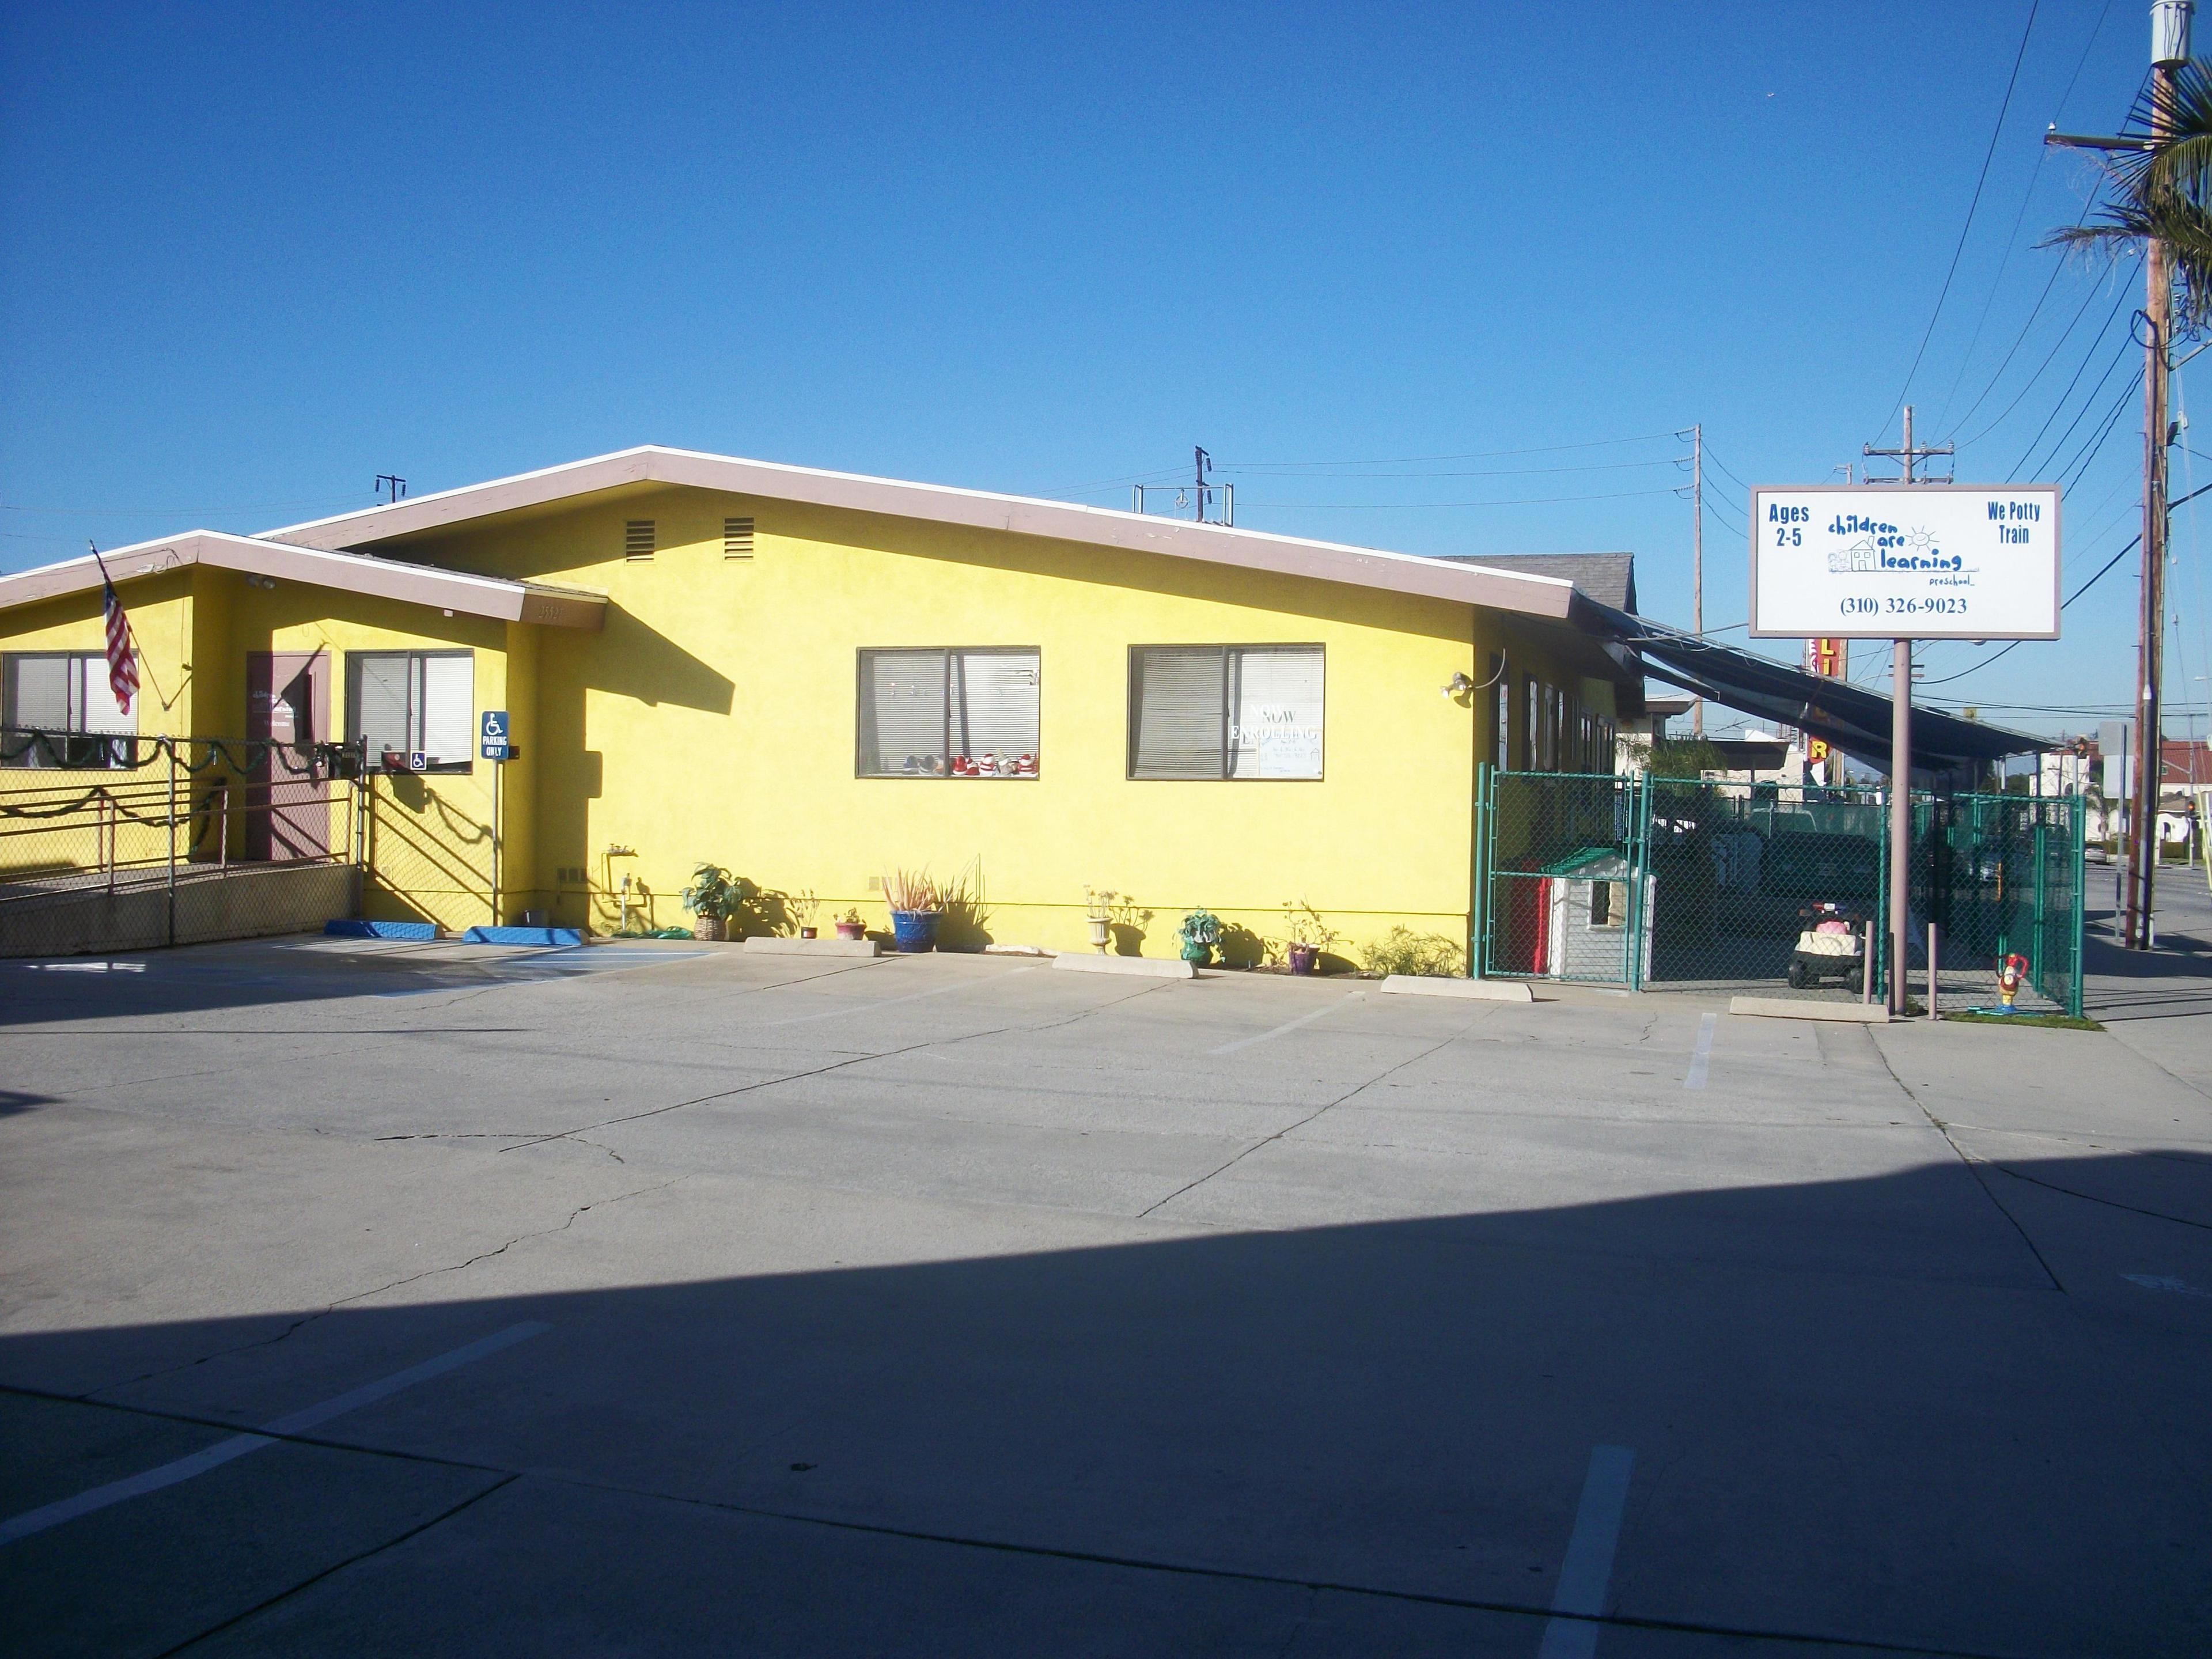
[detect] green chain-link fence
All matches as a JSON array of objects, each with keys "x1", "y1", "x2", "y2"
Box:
[{"x1": 1475, "y1": 767, "x2": 2084, "y2": 1014}]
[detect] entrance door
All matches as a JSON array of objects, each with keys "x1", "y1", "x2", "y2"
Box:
[{"x1": 245, "y1": 651, "x2": 329, "y2": 861}]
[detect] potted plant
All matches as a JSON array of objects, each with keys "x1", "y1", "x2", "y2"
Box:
[
  {"x1": 882, "y1": 868, "x2": 943, "y2": 953},
  {"x1": 1281, "y1": 900, "x2": 1339, "y2": 975},
  {"x1": 834, "y1": 906, "x2": 867, "y2": 941},
  {"x1": 789, "y1": 888, "x2": 820, "y2": 940},
  {"x1": 681, "y1": 863, "x2": 743, "y2": 941},
  {"x1": 1084, "y1": 887, "x2": 1115, "y2": 955},
  {"x1": 1177, "y1": 907, "x2": 1221, "y2": 966}
]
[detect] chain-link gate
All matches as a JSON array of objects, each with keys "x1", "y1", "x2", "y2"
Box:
[
  {"x1": 1, "y1": 730, "x2": 365, "y2": 957},
  {"x1": 1475, "y1": 769, "x2": 1650, "y2": 985},
  {"x1": 1911, "y1": 791, "x2": 2086, "y2": 1017},
  {"x1": 1475, "y1": 767, "x2": 2085, "y2": 1014}
]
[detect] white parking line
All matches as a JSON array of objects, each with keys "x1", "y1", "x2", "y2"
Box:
[
  {"x1": 1209, "y1": 991, "x2": 1364, "y2": 1056},
  {"x1": 0, "y1": 1321, "x2": 550, "y2": 1547},
  {"x1": 767, "y1": 966, "x2": 1037, "y2": 1026},
  {"x1": 1537, "y1": 1444, "x2": 1635, "y2": 1659},
  {"x1": 1683, "y1": 1013, "x2": 1716, "y2": 1090}
]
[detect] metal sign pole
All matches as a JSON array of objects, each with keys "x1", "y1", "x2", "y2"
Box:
[{"x1": 1892, "y1": 638, "x2": 1911, "y2": 1013}]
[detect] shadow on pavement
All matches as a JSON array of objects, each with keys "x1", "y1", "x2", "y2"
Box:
[{"x1": 2, "y1": 1153, "x2": 2207, "y2": 1657}]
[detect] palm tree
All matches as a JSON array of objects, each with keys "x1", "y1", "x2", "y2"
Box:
[{"x1": 2046, "y1": 62, "x2": 2212, "y2": 335}]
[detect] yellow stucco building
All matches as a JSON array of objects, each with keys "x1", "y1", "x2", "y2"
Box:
[{"x1": 0, "y1": 446, "x2": 1641, "y2": 965}]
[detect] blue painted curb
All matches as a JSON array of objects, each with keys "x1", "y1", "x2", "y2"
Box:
[
  {"x1": 461, "y1": 925, "x2": 585, "y2": 948},
  {"x1": 324, "y1": 919, "x2": 438, "y2": 941}
]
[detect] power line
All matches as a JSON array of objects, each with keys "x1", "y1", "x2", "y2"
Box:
[
  {"x1": 2005, "y1": 305, "x2": 2137, "y2": 476},
  {"x1": 1936, "y1": 0, "x2": 2120, "y2": 434},
  {"x1": 1214, "y1": 456, "x2": 1686, "y2": 480},
  {"x1": 1959, "y1": 260, "x2": 2135, "y2": 449},
  {"x1": 1914, "y1": 477, "x2": 2212, "y2": 688},
  {"x1": 1219, "y1": 431, "x2": 1682, "y2": 469},
  {"x1": 1869, "y1": 0, "x2": 2043, "y2": 444},
  {"x1": 1699, "y1": 447, "x2": 1751, "y2": 494},
  {"x1": 1233, "y1": 486, "x2": 1684, "y2": 510},
  {"x1": 2054, "y1": 368, "x2": 2145, "y2": 491}
]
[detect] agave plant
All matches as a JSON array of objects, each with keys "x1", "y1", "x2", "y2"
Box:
[{"x1": 880, "y1": 867, "x2": 943, "y2": 915}]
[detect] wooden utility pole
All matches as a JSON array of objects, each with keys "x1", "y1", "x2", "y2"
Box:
[
  {"x1": 2048, "y1": 0, "x2": 2193, "y2": 948},
  {"x1": 2132, "y1": 43, "x2": 2182, "y2": 948},
  {"x1": 1691, "y1": 423, "x2": 1705, "y2": 737}
]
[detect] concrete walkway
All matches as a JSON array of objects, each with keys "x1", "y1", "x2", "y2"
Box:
[{"x1": 1, "y1": 931, "x2": 2206, "y2": 1656}]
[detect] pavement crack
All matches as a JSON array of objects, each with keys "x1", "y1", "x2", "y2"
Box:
[
  {"x1": 85, "y1": 1177, "x2": 685, "y2": 1404},
  {"x1": 349, "y1": 1176, "x2": 687, "y2": 1300},
  {"x1": 1988, "y1": 1164, "x2": 2212, "y2": 1232},
  {"x1": 1867, "y1": 1032, "x2": 2067, "y2": 1294},
  {"x1": 495, "y1": 980, "x2": 1171, "y2": 1156},
  {"x1": 1136, "y1": 1022, "x2": 1478, "y2": 1219},
  {"x1": 153, "y1": 1473, "x2": 520, "y2": 1656}
]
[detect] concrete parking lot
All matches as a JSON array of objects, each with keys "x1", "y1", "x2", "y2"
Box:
[{"x1": 2, "y1": 902, "x2": 2209, "y2": 1656}]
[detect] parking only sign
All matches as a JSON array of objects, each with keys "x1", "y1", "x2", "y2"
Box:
[{"x1": 480, "y1": 709, "x2": 512, "y2": 762}]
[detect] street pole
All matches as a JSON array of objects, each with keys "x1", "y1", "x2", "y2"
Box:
[
  {"x1": 2130, "y1": 32, "x2": 2183, "y2": 948},
  {"x1": 1692, "y1": 423, "x2": 1705, "y2": 738},
  {"x1": 1864, "y1": 406, "x2": 1950, "y2": 1013},
  {"x1": 1892, "y1": 407, "x2": 1914, "y2": 1014},
  {"x1": 2052, "y1": 2, "x2": 2193, "y2": 946}
]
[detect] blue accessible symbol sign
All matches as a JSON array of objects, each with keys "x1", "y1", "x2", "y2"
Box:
[{"x1": 480, "y1": 709, "x2": 512, "y2": 762}]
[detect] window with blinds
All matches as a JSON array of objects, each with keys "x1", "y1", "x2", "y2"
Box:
[
  {"x1": 1, "y1": 652, "x2": 135, "y2": 767},
  {"x1": 624, "y1": 520, "x2": 655, "y2": 561},
  {"x1": 346, "y1": 651, "x2": 474, "y2": 772},
  {"x1": 1127, "y1": 645, "x2": 1324, "y2": 780},
  {"x1": 1490, "y1": 654, "x2": 1509, "y2": 771},
  {"x1": 856, "y1": 648, "x2": 1040, "y2": 777},
  {"x1": 723, "y1": 517, "x2": 754, "y2": 559}
]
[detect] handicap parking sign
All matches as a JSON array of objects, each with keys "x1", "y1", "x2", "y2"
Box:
[{"x1": 480, "y1": 709, "x2": 512, "y2": 761}]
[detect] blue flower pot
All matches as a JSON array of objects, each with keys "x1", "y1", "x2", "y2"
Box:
[{"x1": 891, "y1": 910, "x2": 941, "y2": 953}]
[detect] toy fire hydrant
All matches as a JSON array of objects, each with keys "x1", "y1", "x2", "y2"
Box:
[{"x1": 1995, "y1": 953, "x2": 2029, "y2": 1010}]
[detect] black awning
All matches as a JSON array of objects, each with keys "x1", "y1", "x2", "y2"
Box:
[{"x1": 1576, "y1": 602, "x2": 2050, "y2": 774}]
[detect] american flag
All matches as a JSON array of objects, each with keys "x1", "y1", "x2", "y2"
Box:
[{"x1": 92, "y1": 547, "x2": 138, "y2": 717}]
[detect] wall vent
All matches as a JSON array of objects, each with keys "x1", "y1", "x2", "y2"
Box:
[
  {"x1": 723, "y1": 516, "x2": 755, "y2": 559},
  {"x1": 624, "y1": 520, "x2": 656, "y2": 561}
]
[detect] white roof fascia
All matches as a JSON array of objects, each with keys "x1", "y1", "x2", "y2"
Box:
[
  {"x1": 0, "y1": 531, "x2": 607, "y2": 630},
  {"x1": 263, "y1": 445, "x2": 1582, "y2": 622}
]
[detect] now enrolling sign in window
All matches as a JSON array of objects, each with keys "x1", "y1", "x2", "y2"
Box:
[{"x1": 1128, "y1": 645, "x2": 1324, "y2": 780}]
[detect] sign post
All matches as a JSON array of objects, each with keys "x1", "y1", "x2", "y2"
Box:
[
  {"x1": 1751, "y1": 472, "x2": 2060, "y2": 1012},
  {"x1": 480, "y1": 711, "x2": 513, "y2": 926}
]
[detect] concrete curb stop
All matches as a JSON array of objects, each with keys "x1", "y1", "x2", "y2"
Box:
[
  {"x1": 1052, "y1": 953, "x2": 1196, "y2": 980},
  {"x1": 1728, "y1": 995, "x2": 1890, "y2": 1024},
  {"x1": 1378, "y1": 974, "x2": 1535, "y2": 1002},
  {"x1": 742, "y1": 937, "x2": 882, "y2": 959}
]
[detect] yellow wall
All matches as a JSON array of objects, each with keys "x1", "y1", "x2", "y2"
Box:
[
  {"x1": 374, "y1": 488, "x2": 1626, "y2": 960},
  {"x1": 0, "y1": 574, "x2": 197, "y2": 882},
  {"x1": 0, "y1": 569, "x2": 522, "y2": 929},
  {"x1": 2, "y1": 494, "x2": 1631, "y2": 956}
]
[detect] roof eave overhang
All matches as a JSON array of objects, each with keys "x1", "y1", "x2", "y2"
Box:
[
  {"x1": 262, "y1": 445, "x2": 1584, "y2": 623},
  {"x1": 0, "y1": 532, "x2": 607, "y2": 631}
]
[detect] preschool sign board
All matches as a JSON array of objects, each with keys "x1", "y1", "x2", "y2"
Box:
[{"x1": 1748, "y1": 484, "x2": 2060, "y2": 641}]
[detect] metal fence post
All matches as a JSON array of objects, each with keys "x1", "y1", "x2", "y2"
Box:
[
  {"x1": 1470, "y1": 762, "x2": 1490, "y2": 979},
  {"x1": 2071, "y1": 791, "x2": 2088, "y2": 1018},
  {"x1": 166, "y1": 740, "x2": 178, "y2": 947}
]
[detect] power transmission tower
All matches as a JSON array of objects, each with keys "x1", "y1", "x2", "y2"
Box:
[
  {"x1": 1863, "y1": 406, "x2": 1953, "y2": 1013},
  {"x1": 2047, "y1": 0, "x2": 2193, "y2": 949}
]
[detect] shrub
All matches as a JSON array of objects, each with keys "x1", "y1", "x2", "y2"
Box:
[{"x1": 1360, "y1": 926, "x2": 1464, "y2": 978}]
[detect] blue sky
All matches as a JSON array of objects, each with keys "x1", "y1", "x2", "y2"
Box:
[{"x1": 1, "y1": 1, "x2": 2198, "y2": 741}]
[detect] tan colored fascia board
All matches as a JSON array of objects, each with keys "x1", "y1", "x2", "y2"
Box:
[
  {"x1": 263, "y1": 445, "x2": 1580, "y2": 623},
  {"x1": 0, "y1": 532, "x2": 607, "y2": 631}
]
